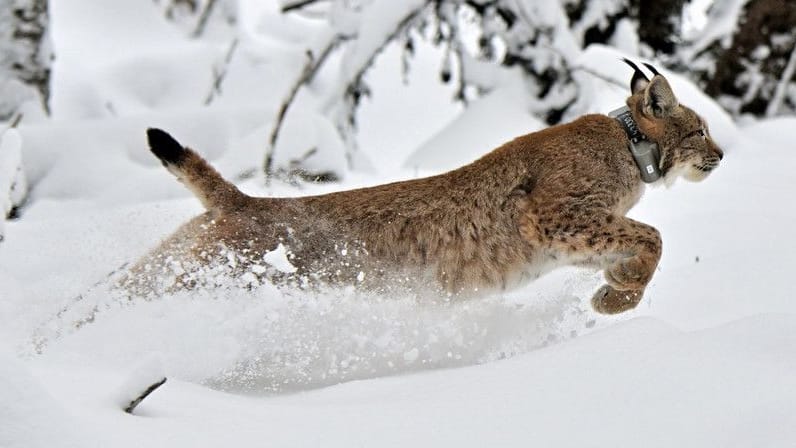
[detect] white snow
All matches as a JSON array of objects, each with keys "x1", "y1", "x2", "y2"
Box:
[
  {"x1": 1, "y1": 1, "x2": 795, "y2": 447},
  {"x1": 0, "y1": 348, "x2": 90, "y2": 448},
  {"x1": 262, "y1": 243, "x2": 297, "y2": 274},
  {"x1": 405, "y1": 69, "x2": 544, "y2": 172}
]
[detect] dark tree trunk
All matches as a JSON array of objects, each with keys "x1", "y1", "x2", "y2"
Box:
[{"x1": 630, "y1": 0, "x2": 690, "y2": 54}]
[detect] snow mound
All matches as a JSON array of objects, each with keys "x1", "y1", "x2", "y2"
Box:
[
  {"x1": 0, "y1": 348, "x2": 90, "y2": 448},
  {"x1": 405, "y1": 71, "x2": 545, "y2": 173}
]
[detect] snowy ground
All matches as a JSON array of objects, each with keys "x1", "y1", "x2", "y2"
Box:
[{"x1": 2, "y1": 1, "x2": 796, "y2": 447}]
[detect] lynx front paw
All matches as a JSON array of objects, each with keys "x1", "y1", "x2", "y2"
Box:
[
  {"x1": 605, "y1": 256, "x2": 654, "y2": 291},
  {"x1": 591, "y1": 284, "x2": 644, "y2": 315}
]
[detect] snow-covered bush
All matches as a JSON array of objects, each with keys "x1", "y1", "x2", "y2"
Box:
[
  {"x1": 0, "y1": 0, "x2": 51, "y2": 119},
  {"x1": 261, "y1": 0, "x2": 739, "y2": 177},
  {"x1": 678, "y1": 0, "x2": 796, "y2": 117}
]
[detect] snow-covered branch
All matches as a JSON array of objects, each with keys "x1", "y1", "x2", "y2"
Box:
[
  {"x1": 766, "y1": 44, "x2": 796, "y2": 117},
  {"x1": 264, "y1": 0, "x2": 428, "y2": 177},
  {"x1": 322, "y1": 0, "x2": 428, "y2": 120}
]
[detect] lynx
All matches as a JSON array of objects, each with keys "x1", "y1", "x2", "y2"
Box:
[{"x1": 128, "y1": 60, "x2": 723, "y2": 314}]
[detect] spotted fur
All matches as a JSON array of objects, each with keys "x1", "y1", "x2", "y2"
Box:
[{"x1": 126, "y1": 65, "x2": 723, "y2": 314}]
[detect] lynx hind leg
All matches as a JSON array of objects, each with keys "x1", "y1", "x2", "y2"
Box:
[{"x1": 119, "y1": 213, "x2": 215, "y2": 296}]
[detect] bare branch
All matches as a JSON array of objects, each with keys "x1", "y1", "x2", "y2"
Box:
[
  {"x1": 263, "y1": 37, "x2": 340, "y2": 178},
  {"x1": 280, "y1": 0, "x2": 327, "y2": 14},
  {"x1": 572, "y1": 65, "x2": 626, "y2": 90},
  {"x1": 192, "y1": 0, "x2": 218, "y2": 38},
  {"x1": 204, "y1": 38, "x2": 240, "y2": 105}
]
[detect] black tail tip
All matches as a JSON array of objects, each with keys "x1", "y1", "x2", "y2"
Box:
[{"x1": 147, "y1": 128, "x2": 186, "y2": 165}]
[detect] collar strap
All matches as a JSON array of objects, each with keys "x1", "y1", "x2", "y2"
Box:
[{"x1": 608, "y1": 106, "x2": 661, "y2": 183}]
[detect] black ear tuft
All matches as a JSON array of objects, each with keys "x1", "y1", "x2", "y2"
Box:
[
  {"x1": 642, "y1": 62, "x2": 661, "y2": 77},
  {"x1": 622, "y1": 58, "x2": 650, "y2": 95},
  {"x1": 147, "y1": 128, "x2": 186, "y2": 165}
]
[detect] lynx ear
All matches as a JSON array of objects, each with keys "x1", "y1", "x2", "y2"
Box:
[
  {"x1": 622, "y1": 58, "x2": 649, "y2": 94},
  {"x1": 643, "y1": 75, "x2": 678, "y2": 118},
  {"x1": 642, "y1": 62, "x2": 660, "y2": 76}
]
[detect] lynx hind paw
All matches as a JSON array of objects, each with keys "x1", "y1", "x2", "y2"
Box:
[{"x1": 591, "y1": 284, "x2": 644, "y2": 315}]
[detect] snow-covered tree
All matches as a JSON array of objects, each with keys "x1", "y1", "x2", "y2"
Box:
[
  {"x1": 0, "y1": 0, "x2": 51, "y2": 120},
  {"x1": 675, "y1": 0, "x2": 796, "y2": 117},
  {"x1": 227, "y1": 0, "x2": 793, "y2": 177},
  {"x1": 0, "y1": 0, "x2": 47, "y2": 238},
  {"x1": 265, "y1": 0, "x2": 643, "y2": 178},
  {"x1": 629, "y1": 0, "x2": 690, "y2": 55}
]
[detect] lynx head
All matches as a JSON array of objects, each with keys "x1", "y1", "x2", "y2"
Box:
[{"x1": 623, "y1": 59, "x2": 724, "y2": 184}]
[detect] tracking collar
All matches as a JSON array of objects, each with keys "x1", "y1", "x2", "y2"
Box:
[{"x1": 608, "y1": 106, "x2": 661, "y2": 183}]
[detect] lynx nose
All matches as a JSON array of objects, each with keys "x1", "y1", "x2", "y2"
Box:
[{"x1": 714, "y1": 147, "x2": 724, "y2": 161}]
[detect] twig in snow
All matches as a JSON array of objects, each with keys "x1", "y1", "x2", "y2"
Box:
[
  {"x1": 119, "y1": 356, "x2": 167, "y2": 414},
  {"x1": 280, "y1": 0, "x2": 327, "y2": 14},
  {"x1": 124, "y1": 377, "x2": 167, "y2": 414},
  {"x1": 9, "y1": 113, "x2": 23, "y2": 129},
  {"x1": 1, "y1": 113, "x2": 23, "y2": 135}
]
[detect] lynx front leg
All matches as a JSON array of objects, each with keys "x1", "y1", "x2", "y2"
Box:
[
  {"x1": 589, "y1": 217, "x2": 661, "y2": 314},
  {"x1": 591, "y1": 285, "x2": 644, "y2": 315},
  {"x1": 533, "y1": 213, "x2": 662, "y2": 314}
]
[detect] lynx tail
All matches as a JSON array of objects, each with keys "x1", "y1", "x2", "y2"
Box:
[{"x1": 147, "y1": 128, "x2": 249, "y2": 213}]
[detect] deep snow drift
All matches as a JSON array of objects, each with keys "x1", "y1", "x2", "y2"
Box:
[{"x1": 1, "y1": 1, "x2": 795, "y2": 447}]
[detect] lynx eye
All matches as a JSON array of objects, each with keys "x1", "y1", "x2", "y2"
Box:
[{"x1": 690, "y1": 129, "x2": 706, "y2": 140}]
